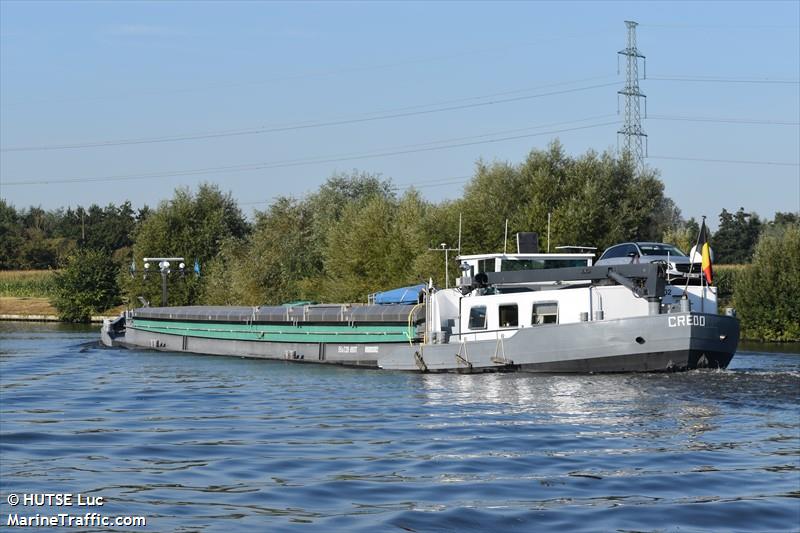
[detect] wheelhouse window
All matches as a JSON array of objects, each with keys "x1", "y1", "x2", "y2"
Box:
[
  {"x1": 500, "y1": 259, "x2": 538, "y2": 271},
  {"x1": 500, "y1": 258, "x2": 589, "y2": 271},
  {"x1": 468, "y1": 306, "x2": 487, "y2": 330},
  {"x1": 532, "y1": 302, "x2": 558, "y2": 325},
  {"x1": 477, "y1": 259, "x2": 495, "y2": 273},
  {"x1": 498, "y1": 304, "x2": 518, "y2": 328}
]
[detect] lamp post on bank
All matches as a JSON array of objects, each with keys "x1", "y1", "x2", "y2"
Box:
[{"x1": 143, "y1": 257, "x2": 185, "y2": 307}]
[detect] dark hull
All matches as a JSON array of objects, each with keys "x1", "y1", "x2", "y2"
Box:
[{"x1": 515, "y1": 349, "x2": 735, "y2": 373}]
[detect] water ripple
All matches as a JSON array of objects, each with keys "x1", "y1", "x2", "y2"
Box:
[{"x1": 1, "y1": 323, "x2": 798, "y2": 532}]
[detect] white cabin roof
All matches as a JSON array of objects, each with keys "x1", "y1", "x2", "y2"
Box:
[{"x1": 457, "y1": 252, "x2": 595, "y2": 261}]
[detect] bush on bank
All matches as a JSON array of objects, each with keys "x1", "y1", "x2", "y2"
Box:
[
  {"x1": 733, "y1": 224, "x2": 800, "y2": 342},
  {"x1": 713, "y1": 265, "x2": 742, "y2": 310},
  {"x1": 51, "y1": 249, "x2": 120, "y2": 322}
]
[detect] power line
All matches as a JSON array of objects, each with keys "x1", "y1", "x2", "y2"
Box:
[
  {"x1": 648, "y1": 75, "x2": 799, "y2": 84},
  {"x1": 2, "y1": 120, "x2": 619, "y2": 186},
  {"x1": 2, "y1": 31, "x2": 615, "y2": 108},
  {"x1": 649, "y1": 155, "x2": 799, "y2": 166},
  {"x1": 7, "y1": 116, "x2": 797, "y2": 187},
  {"x1": 649, "y1": 115, "x2": 800, "y2": 126},
  {"x1": 1, "y1": 79, "x2": 618, "y2": 152},
  {"x1": 329, "y1": 75, "x2": 615, "y2": 115},
  {"x1": 343, "y1": 113, "x2": 616, "y2": 151},
  {"x1": 395, "y1": 176, "x2": 472, "y2": 190},
  {"x1": 3, "y1": 73, "x2": 794, "y2": 153},
  {"x1": 640, "y1": 23, "x2": 799, "y2": 30},
  {"x1": 642, "y1": 24, "x2": 800, "y2": 31}
]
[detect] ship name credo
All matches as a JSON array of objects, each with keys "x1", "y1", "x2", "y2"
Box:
[{"x1": 668, "y1": 315, "x2": 705, "y2": 328}]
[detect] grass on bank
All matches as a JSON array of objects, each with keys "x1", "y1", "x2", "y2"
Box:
[
  {"x1": 0, "y1": 296, "x2": 58, "y2": 316},
  {"x1": 0, "y1": 297, "x2": 125, "y2": 318}
]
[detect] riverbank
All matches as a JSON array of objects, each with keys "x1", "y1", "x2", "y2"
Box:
[
  {"x1": 0, "y1": 271, "x2": 123, "y2": 322},
  {"x1": 0, "y1": 297, "x2": 121, "y2": 323}
]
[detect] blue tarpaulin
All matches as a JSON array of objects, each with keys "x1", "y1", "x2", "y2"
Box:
[{"x1": 373, "y1": 284, "x2": 425, "y2": 305}]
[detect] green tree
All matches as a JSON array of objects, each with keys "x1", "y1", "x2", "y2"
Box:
[
  {"x1": 713, "y1": 208, "x2": 763, "y2": 264},
  {"x1": 120, "y1": 144, "x2": 685, "y2": 307},
  {"x1": 199, "y1": 237, "x2": 253, "y2": 305},
  {"x1": 415, "y1": 199, "x2": 463, "y2": 286},
  {"x1": 322, "y1": 191, "x2": 431, "y2": 302},
  {"x1": 83, "y1": 202, "x2": 137, "y2": 254},
  {"x1": 734, "y1": 223, "x2": 800, "y2": 341},
  {"x1": 456, "y1": 159, "x2": 526, "y2": 254},
  {"x1": 394, "y1": 189, "x2": 444, "y2": 284},
  {"x1": 0, "y1": 200, "x2": 24, "y2": 269},
  {"x1": 13, "y1": 206, "x2": 61, "y2": 268},
  {"x1": 662, "y1": 218, "x2": 699, "y2": 254},
  {"x1": 51, "y1": 249, "x2": 120, "y2": 322},
  {"x1": 199, "y1": 172, "x2": 399, "y2": 306},
  {"x1": 0, "y1": 200, "x2": 143, "y2": 270},
  {"x1": 772, "y1": 211, "x2": 798, "y2": 227},
  {"x1": 203, "y1": 196, "x2": 318, "y2": 305},
  {"x1": 304, "y1": 171, "x2": 395, "y2": 272},
  {"x1": 455, "y1": 142, "x2": 679, "y2": 255},
  {"x1": 122, "y1": 183, "x2": 249, "y2": 307}
]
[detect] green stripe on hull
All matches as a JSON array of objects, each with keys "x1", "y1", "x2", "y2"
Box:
[{"x1": 131, "y1": 319, "x2": 413, "y2": 344}]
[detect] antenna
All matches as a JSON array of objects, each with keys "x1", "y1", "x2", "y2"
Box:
[
  {"x1": 429, "y1": 215, "x2": 462, "y2": 289},
  {"x1": 457, "y1": 213, "x2": 462, "y2": 253},
  {"x1": 429, "y1": 243, "x2": 459, "y2": 289},
  {"x1": 547, "y1": 212, "x2": 551, "y2": 253},
  {"x1": 503, "y1": 219, "x2": 509, "y2": 254},
  {"x1": 617, "y1": 20, "x2": 647, "y2": 170}
]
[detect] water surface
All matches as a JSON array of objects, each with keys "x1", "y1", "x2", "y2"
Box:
[{"x1": 1, "y1": 323, "x2": 798, "y2": 532}]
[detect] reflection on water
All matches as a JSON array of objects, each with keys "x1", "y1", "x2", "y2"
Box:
[
  {"x1": 420, "y1": 371, "x2": 723, "y2": 438},
  {"x1": 1, "y1": 323, "x2": 799, "y2": 532},
  {"x1": 739, "y1": 340, "x2": 800, "y2": 354}
]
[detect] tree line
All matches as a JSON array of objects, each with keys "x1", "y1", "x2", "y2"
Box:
[
  {"x1": 0, "y1": 200, "x2": 148, "y2": 269},
  {"x1": 2, "y1": 142, "x2": 797, "y2": 340}
]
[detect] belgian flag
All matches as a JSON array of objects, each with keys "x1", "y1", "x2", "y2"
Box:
[{"x1": 697, "y1": 220, "x2": 713, "y2": 284}]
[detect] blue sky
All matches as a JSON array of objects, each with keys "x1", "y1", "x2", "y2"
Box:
[{"x1": 1, "y1": 0, "x2": 798, "y2": 230}]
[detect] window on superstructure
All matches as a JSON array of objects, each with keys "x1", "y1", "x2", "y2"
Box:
[
  {"x1": 468, "y1": 306, "x2": 487, "y2": 330},
  {"x1": 532, "y1": 302, "x2": 558, "y2": 325},
  {"x1": 544, "y1": 259, "x2": 590, "y2": 268},
  {"x1": 500, "y1": 258, "x2": 589, "y2": 271},
  {"x1": 477, "y1": 259, "x2": 495, "y2": 273},
  {"x1": 501, "y1": 259, "x2": 540, "y2": 271},
  {"x1": 498, "y1": 304, "x2": 518, "y2": 328}
]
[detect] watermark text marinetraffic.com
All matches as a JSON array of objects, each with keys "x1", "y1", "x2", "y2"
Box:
[{"x1": 5, "y1": 493, "x2": 146, "y2": 528}]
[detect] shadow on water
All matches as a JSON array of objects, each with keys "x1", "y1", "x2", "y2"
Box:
[{"x1": 738, "y1": 339, "x2": 800, "y2": 355}]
